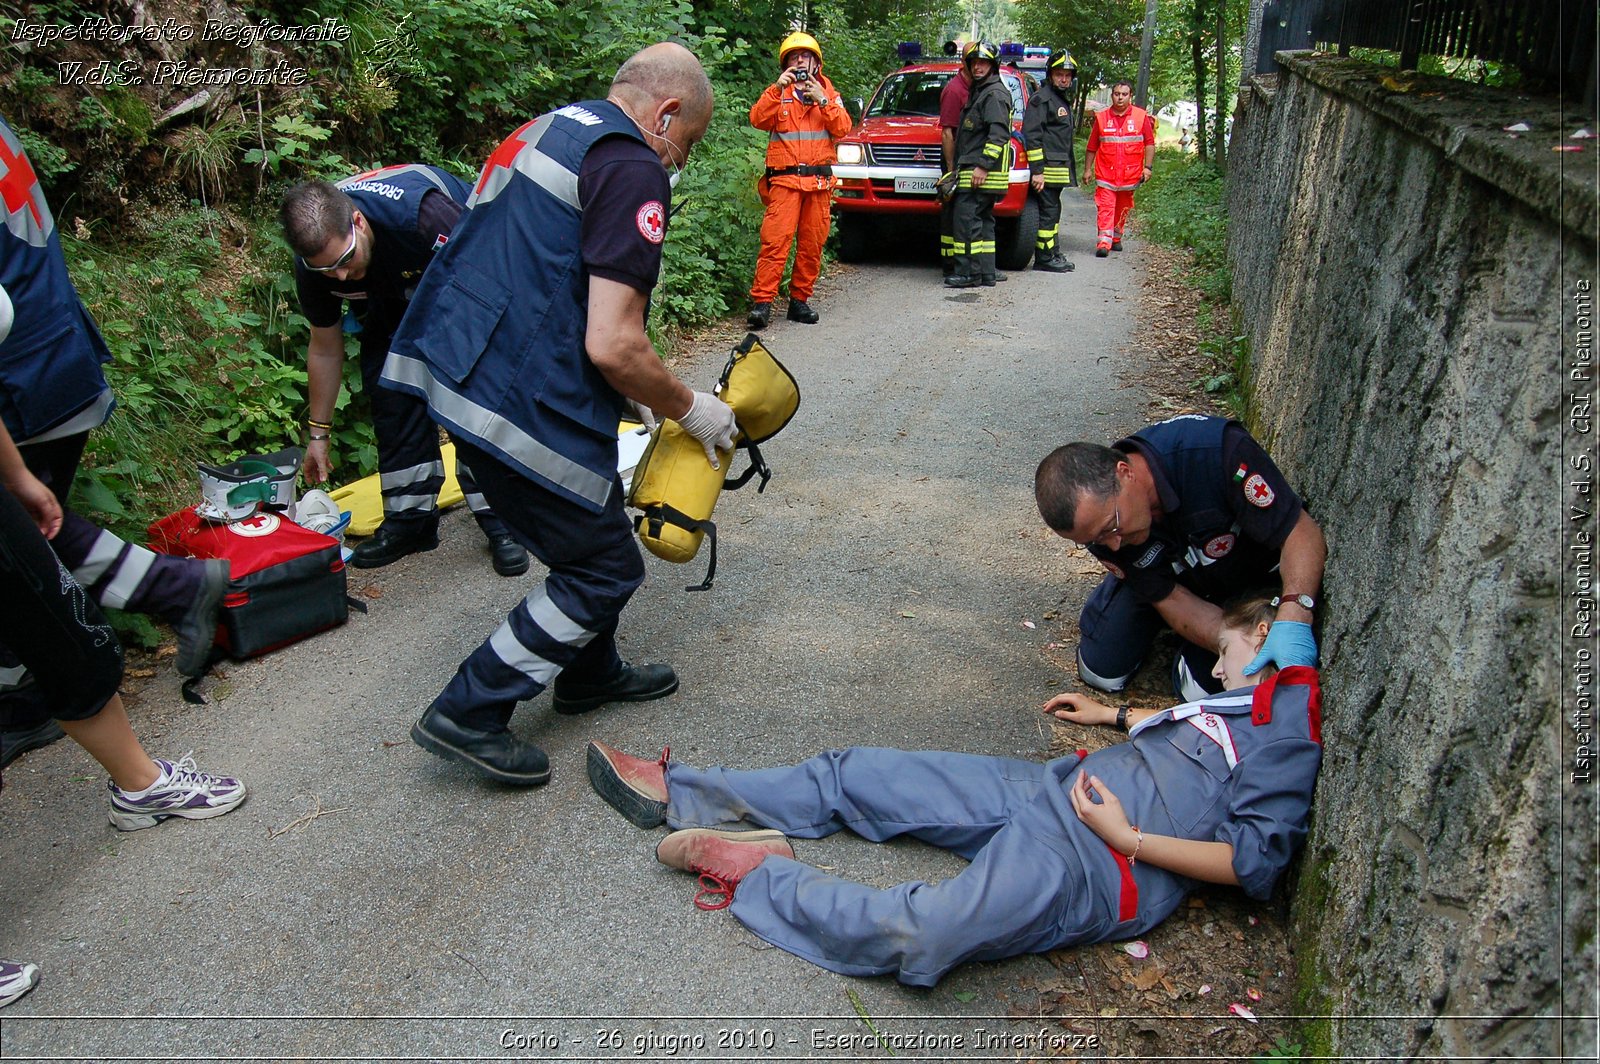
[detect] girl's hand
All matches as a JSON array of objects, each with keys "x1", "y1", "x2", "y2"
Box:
[
  {"x1": 1043, "y1": 691, "x2": 1116, "y2": 726},
  {"x1": 1069, "y1": 771, "x2": 1138, "y2": 855}
]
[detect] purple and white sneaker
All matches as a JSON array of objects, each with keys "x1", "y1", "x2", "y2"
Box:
[
  {"x1": 108, "y1": 753, "x2": 247, "y2": 832},
  {"x1": 0, "y1": 960, "x2": 40, "y2": 1008}
]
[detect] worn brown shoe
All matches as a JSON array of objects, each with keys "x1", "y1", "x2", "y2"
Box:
[
  {"x1": 655, "y1": 828, "x2": 794, "y2": 910},
  {"x1": 586, "y1": 740, "x2": 669, "y2": 828}
]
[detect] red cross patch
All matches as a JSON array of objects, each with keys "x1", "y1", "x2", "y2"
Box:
[
  {"x1": 227, "y1": 513, "x2": 282, "y2": 537},
  {"x1": 636, "y1": 201, "x2": 665, "y2": 244},
  {"x1": 1243, "y1": 474, "x2": 1275, "y2": 508},
  {"x1": 1204, "y1": 533, "x2": 1236, "y2": 559}
]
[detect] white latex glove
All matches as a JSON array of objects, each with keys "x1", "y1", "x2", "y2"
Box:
[
  {"x1": 675, "y1": 390, "x2": 738, "y2": 469},
  {"x1": 624, "y1": 397, "x2": 658, "y2": 431}
]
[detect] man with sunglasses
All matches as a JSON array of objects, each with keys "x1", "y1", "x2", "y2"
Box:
[
  {"x1": 280, "y1": 167, "x2": 529, "y2": 576},
  {"x1": 1034, "y1": 415, "x2": 1326, "y2": 700}
]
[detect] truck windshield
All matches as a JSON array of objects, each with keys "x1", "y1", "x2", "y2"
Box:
[
  {"x1": 864, "y1": 70, "x2": 1025, "y2": 122},
  {"x1": 865, "y1": 71, "x2": 953, "y2": 117}
]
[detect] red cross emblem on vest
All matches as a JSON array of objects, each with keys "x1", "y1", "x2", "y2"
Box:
[
  {"x1": 0, "y1": 124, "x2": 53, "y2": 247},
  {"x1": 473, "y1": 120, "x2": 539, "y2": 203}
]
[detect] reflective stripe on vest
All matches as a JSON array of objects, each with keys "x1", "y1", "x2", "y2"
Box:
[
  {"x1": 472, "y1": 112, "x2": 581, "y2": 210},
  {"x1": 382, "y1": 352, "x2": 614, "y2": 509},
  {"x1": 769, "y1": 129, "x2": 832, "y2": 141}
]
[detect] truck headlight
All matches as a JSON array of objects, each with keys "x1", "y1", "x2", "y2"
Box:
[{"x1": 835, "y1": 143, "x2": 864, "y2": 165}]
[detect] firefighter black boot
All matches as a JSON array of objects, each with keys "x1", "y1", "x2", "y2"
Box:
[
  {"x1": 786, "y1": 299, "x2": 820, "y2": 324},
  {"x1": 747, "y1": 302, "x2": 772, "y2": 330}
]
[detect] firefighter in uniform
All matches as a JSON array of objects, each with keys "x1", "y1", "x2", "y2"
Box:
[
  {"x1": 1034, "y1": 415, "x2": 1327, "y2": 701},
  {"x1": 746, "y1": 32, "x2": 851, "y2": 330},
  {"x1": 944, "y1": 42, "x2": 1012, "y2": 289},
  {"x1": 280, "y1": 167, "x2": 529, "y2": 576},
  {"x1": 1085, "y1": 79, "x2": 1155, "y2": 257},
  {"x1": 381, "y1": 43, "x2": 734, "y2": 787},
  {"x1": 1022, "y1": 49, "x2": 1078, "y2": 273},
  {"x1": 0, "y1": 114, "x2": 229, "y2": 770}
]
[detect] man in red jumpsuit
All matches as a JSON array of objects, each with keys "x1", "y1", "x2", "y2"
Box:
[
  {"x1": 1085, "y1": 80, "x2": 1155, "y2": 257},
  {"x1": 746, "y1": 31, "x2": 852, "y2": 329}
]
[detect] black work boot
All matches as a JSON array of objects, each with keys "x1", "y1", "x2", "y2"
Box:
[
  {"x1": 746, "y1": 302, "x2": 772, "y2": 330},
  {"x1": 552, "y1": 661, "x2": 679, "y2": 715},
  {"x1": 944, "y1": 274, "x2": 980, "y2": 288},
  {"x1": 0, "y1": 719, "x2": 66, "y2": 768},
  {"x1": 411, "y1": 704, "x2": 551, "y2": 786},
  {"x1": 1034, "y1": 254, "x2": 1074, "y2": 273},
  {"x1": 350, "y1": 519, "x2": 439, "y2": 569},
  {"x1": 786, "y1": 299, "x2": 819, "y2": 324},
  {"x1": 487, "y1": 533, "x2": 529, "y2": 577}
]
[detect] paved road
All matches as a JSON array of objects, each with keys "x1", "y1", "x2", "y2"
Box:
[{"x1": 0, "y1": 192, "x2": 1154, "y2": 1060}]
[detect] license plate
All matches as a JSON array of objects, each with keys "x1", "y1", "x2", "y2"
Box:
[{"x1": 893, "y1": 175, "x2": 939, "y2": 194}]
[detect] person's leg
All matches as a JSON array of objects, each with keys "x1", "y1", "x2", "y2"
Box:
[
  {"x1": 976, "y1": 195, "x2": 997, "y2": 283},
  {"x1": 786, "y1": 190, "x2": 831, "y2": 303},
  {"x1": 1093, "y1": 186, "x2": 1115, "y2": 254},
  {"x1": 0, "y1": 483, "x2": 128, "y2": 789},
  {"x1": 1113, "y1": 190, "x2": 1135, "y2": 247},
  {"x1": 58, "y1": 694, "x2": 158, "y2": 792},
  {"x1": 359, "y1": 334, "x2": 444, "y2": 533},
  {"x1": 949, "y1": 191, "x2": 980, "y2": 283},
  {"x1": 424, "y1": 450, "x2": 644, "y2": 731},
  {"x1": 940, "y1": 192, "x2": 957, "y2": 274},
  {"x1": 20, "y1": 434, "x2": 203, "y2": 621},
  {"x1": 667, "y1": 747, "x2": 1047, "y2": 858},
  {"x1": 1076, "y1": 574, "x2": 1163, "y2": 692},
  {"x1": 750, "y1": 186, "x2": 800, "y2": 306},
  {"x1": 729, "y1": 805, "x2": 1090, "y2": 986},
  {"x1": 1034, "y1": 186, "x2": 1060, "y2": 265},
  {"x1": 454, "y1": 449, "x2": 528, "y2": 576}
]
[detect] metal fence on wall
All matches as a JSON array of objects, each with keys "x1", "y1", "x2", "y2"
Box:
[{"x1": 1257, "y1": 0, "x2": 1597, "y2": 99}]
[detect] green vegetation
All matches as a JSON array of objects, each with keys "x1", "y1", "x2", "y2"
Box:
[
  {"x1": 2, "y1": 0, "x2": 957, "y2": 543},
  {"x1": 1132, "y1": 147, "x2": 1249, "y2": 417}
]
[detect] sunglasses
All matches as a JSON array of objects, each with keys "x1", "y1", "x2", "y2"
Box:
[{"x1": 300, "y1": 224, "x2": 358, "y2": 273}]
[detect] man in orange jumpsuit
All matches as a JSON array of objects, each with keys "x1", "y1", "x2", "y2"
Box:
[
  {"x1": 1085, "y1": 80, "x2": 1156, "y2": 257},
  {"x1": 747, "y1": 32, "x2": 852, "y2": 329}
]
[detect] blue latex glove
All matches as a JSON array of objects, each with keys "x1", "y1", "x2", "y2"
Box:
[{"x1": 1243, "y1": 620, "x2": 1318, "y2": 676}]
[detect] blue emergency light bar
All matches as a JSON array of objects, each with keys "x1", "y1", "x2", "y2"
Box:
[
  {"x1": 897, "y1": 42, "x2": 922, "y2": 61},
  {"x1": 999, "y1": 42, "x2": 1026, "y2": 58}
]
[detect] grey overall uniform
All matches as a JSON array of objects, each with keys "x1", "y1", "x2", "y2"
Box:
[{"x1": 663, "y1": 668, "x2": 1322, "y2": 986}]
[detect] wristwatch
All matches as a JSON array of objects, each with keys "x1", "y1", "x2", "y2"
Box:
[{"x1": 1272, "y1": 593, "x2": 1316, "y2": 611}]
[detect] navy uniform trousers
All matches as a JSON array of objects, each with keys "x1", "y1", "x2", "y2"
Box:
[
  {"x1": 426, "y1": 441, "x2": 642, "y2": 730},
  {"x1": 356, "y1": 316, "x2": 507, "y2": 541}
]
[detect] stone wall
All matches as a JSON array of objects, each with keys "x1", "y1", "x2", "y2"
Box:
[{"x1": 1227, "y1": 53, "x2": 1596, "y2": 1058}]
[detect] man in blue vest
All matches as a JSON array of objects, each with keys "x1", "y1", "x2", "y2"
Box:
[
  {"x1": 280, "y1": 167, "x2": 529, "y2": 576},
  {"x1": 382, "y1": 43, "x2": 732, "y2": 786},
  {"x1": 0, "y1": 113, "x2": 231, "y2": 767},
  {"x1": 1034, "y1": 415, "x2": 1327, "y2": 700}
]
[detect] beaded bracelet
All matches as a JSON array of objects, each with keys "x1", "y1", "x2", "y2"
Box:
[{"x1": 1127, "y1": 827, "x2": 1143, "y2": 866}]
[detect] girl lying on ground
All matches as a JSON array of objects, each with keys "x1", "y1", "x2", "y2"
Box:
[{"x1": 585, "y1": 596, "x2": 1321, "y2": 986}]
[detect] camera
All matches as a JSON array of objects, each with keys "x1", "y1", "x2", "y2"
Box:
[{"x1": 793, "y1": 69, "x2": 810, "y2": 82}]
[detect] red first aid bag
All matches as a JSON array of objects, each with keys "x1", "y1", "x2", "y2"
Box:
[{"x1": 148, "y1": 507, "x2": 350, "y2": 660}]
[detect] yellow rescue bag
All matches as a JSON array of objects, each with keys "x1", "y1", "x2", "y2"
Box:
[{"x1": 628, "y1": 333, "x2": 799, "y2": 590}]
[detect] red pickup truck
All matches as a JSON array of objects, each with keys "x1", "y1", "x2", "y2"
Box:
[{"x1": 831, "y1": 59, "x2": 1040, "y2": 270}]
